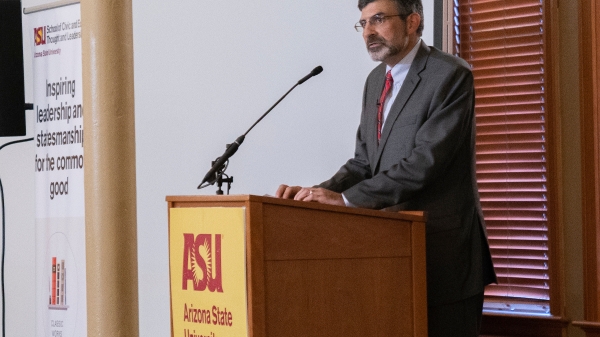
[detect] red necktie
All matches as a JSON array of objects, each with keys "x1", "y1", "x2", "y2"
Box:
[{"x1": 378, "y1": 70, "x2": 393, "y2": 143}]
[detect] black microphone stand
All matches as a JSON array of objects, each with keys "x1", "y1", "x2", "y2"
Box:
[
  {"x1": 212, "y1": 157, "x2": 232, "y2": 195},
  {"x1": 198, "y1": 66, "x2": 323, "y2": 194}
]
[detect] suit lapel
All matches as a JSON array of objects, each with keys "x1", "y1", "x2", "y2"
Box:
[{"x1": 372, "y1": 41, "x2": 430, "y2": 172}]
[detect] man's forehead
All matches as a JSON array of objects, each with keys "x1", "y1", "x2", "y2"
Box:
[{"x1": 360, "y1": 0, "x2": 398, "y2": 18}]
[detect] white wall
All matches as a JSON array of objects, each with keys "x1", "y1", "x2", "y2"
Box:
[{"x1": 1, "y1": 0, "x2": 434, "y2": 335}]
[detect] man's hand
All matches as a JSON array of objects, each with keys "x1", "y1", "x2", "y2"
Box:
[
  {"x1": 275, "y1": 185, "x2": 302, "y2": 199},
  {"x1": 276, "y1": 185, "x2": 345, "y2": 207}
]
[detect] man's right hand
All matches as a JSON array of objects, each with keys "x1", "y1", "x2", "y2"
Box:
[{"x1": 275, "y1": 184, "x2": 302, "y2": 199}]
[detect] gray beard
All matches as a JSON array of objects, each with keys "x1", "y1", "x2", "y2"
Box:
[{"x1": 367, "y1": 43, "x2": 401, "y2": 62}]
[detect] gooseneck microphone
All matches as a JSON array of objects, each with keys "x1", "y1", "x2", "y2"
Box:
[
  {"x1": 198, "y1": 66, "x2": 324, "y2": 190},
  {"x1": 297, "y1": 66, "x2": 323, "y2": 85}
]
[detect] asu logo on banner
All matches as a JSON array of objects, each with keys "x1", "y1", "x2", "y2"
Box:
[
  {"x1": 169, "y1": 207, "x2": 248, "y2": 337},
  {"x1": 34, "y1": 26, "x2": 46, "y2": 45},
  {"x1": 182, "y1": 233, "x2": 223, "y2": 292}
]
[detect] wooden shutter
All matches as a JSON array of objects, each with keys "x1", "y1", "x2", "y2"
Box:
[{"x1": 453, "y1": 0, "x2": 551, "y2": 314}]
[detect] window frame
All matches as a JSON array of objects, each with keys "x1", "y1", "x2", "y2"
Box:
[
  {"x1": 442, "y1": 0, "x2": 565, "y2": 334},
  {"x1": 572, "y1": 1, "x2": 600, "y2": 336}
]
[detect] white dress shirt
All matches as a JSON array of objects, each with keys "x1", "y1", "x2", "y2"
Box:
[{"x1": 380, "y1": 38, "x2": 421, "y2": 129}]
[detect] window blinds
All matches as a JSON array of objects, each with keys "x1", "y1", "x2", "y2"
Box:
[{"x1": 454, "y1": 0, "x2": 551, "y2": 314}]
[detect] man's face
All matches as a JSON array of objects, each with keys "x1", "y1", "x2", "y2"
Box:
[{"x1": 360, "y1": 0, "x2": 412, "y2": 66}]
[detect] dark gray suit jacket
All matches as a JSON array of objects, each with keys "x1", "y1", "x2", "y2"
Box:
[{"x1": 319, "y1": 41, "x2": 496, "y2": 306}]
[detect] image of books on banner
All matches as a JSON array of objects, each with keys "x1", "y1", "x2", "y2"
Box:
[{"x1": 48, "y1": 257, "x2": 69, "y2": 310}]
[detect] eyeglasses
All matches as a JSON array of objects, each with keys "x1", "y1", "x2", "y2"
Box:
[{"x1": 355, "y1": 14, "x2": 402, "y2": 32}]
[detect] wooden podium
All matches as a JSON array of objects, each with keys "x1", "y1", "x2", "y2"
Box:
[{"x1": 167, "y1": 195, "x2": 427, "y2": 337}]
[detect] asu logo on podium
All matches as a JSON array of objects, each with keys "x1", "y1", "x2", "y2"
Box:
[
  {"x1": 170, "y1": 207, "x2": 248, "y2": 337},
  {"x1": 34, "y1": 26, "x2": 46, "y2": 45},
  {"x1": 181, "y1": 233, "x2": 223, "y2": 293}
]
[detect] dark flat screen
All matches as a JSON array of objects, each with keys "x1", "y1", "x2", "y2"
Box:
[{"x1": 0, "y1": 0, "x2": 26, "y2": 137}]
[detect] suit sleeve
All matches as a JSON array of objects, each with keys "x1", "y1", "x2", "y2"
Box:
[{"x1": 328, "y1": 65, "x2": 476, "y2": 209}]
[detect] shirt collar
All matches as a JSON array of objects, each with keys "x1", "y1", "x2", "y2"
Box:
[{"x1": 386, "y1": 38, "x2": 421, "y2": 81}]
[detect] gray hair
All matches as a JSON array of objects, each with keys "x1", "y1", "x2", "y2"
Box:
[{"x1": 358, "y1": 0, "x2": 424, "y2": 36}]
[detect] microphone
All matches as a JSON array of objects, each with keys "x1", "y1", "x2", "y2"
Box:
[
  {"x1": 198, "y1": 66, "x2": 324, "y2": 189},
  {"x1": 297, "y1": 66, "x2": 323, "y2": 85},
  {"x1": 199, "y1": 135, "x2": 245, "y2": 187}
]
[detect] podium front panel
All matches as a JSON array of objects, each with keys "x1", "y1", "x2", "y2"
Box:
[
  {"x1": 169, "y1": 207, "x2": 249, "y2": 337},
  {"x1": 167, "y1": 195, "x2": 427, "y2": 337}
]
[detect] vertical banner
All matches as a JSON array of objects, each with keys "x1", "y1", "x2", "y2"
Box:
[
  {"x1": 169, "y1": 207, "x2": 249, "y2": 337},
  {"x1": 27, "y1": 3, "x2": 87, "y2": 337}
]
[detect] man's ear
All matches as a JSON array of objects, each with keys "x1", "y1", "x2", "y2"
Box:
[{"x1": 406, "y1": 12, "x2": 421, "y2": 35}]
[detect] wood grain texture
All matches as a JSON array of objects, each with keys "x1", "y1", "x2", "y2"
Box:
[
  {"x1": 264, "y1": 258, "x2": 414, "y2": 337},
  {"x1": 573, "y1": 321, "x2": 600, "y2": 337},
  {"x1": 481, "y1": 313, "x2": 568, "y2": 337},
  {"x1": 166, "y1": 195, "x2": 427, "y2": 222},
  {"x1": 411, "y1": 222, "x2": 428, "y2": 337},
  {"x1": 579, "y1": 0, "x2": 600, "y2": 326},
  {"x1": 247, "y1": 201, "x2": 266, "y2": 337},
  {"x1": 262, "y1": 204, "x2": 412, "y2": 261}
]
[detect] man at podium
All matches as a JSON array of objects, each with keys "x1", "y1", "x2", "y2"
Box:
[{"x1": 276, "y1": 0, "x2": 496, "y2": 336}]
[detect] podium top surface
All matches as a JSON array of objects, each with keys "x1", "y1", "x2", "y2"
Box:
[{"x1": 166, "y1": 194, "x2": 426, "y2": 223}]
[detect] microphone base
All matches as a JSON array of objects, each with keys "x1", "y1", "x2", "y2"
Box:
[{"x1": 216, "y1": 175, "x2": 234, "y2": 195}]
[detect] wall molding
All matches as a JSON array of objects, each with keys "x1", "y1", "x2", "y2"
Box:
[
  {"x1": 480, "y1": 313, "x2": 569, "y2": 337},
  {"x1": 579, "y1": 0, "x2": 600, "y2": 332}
]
